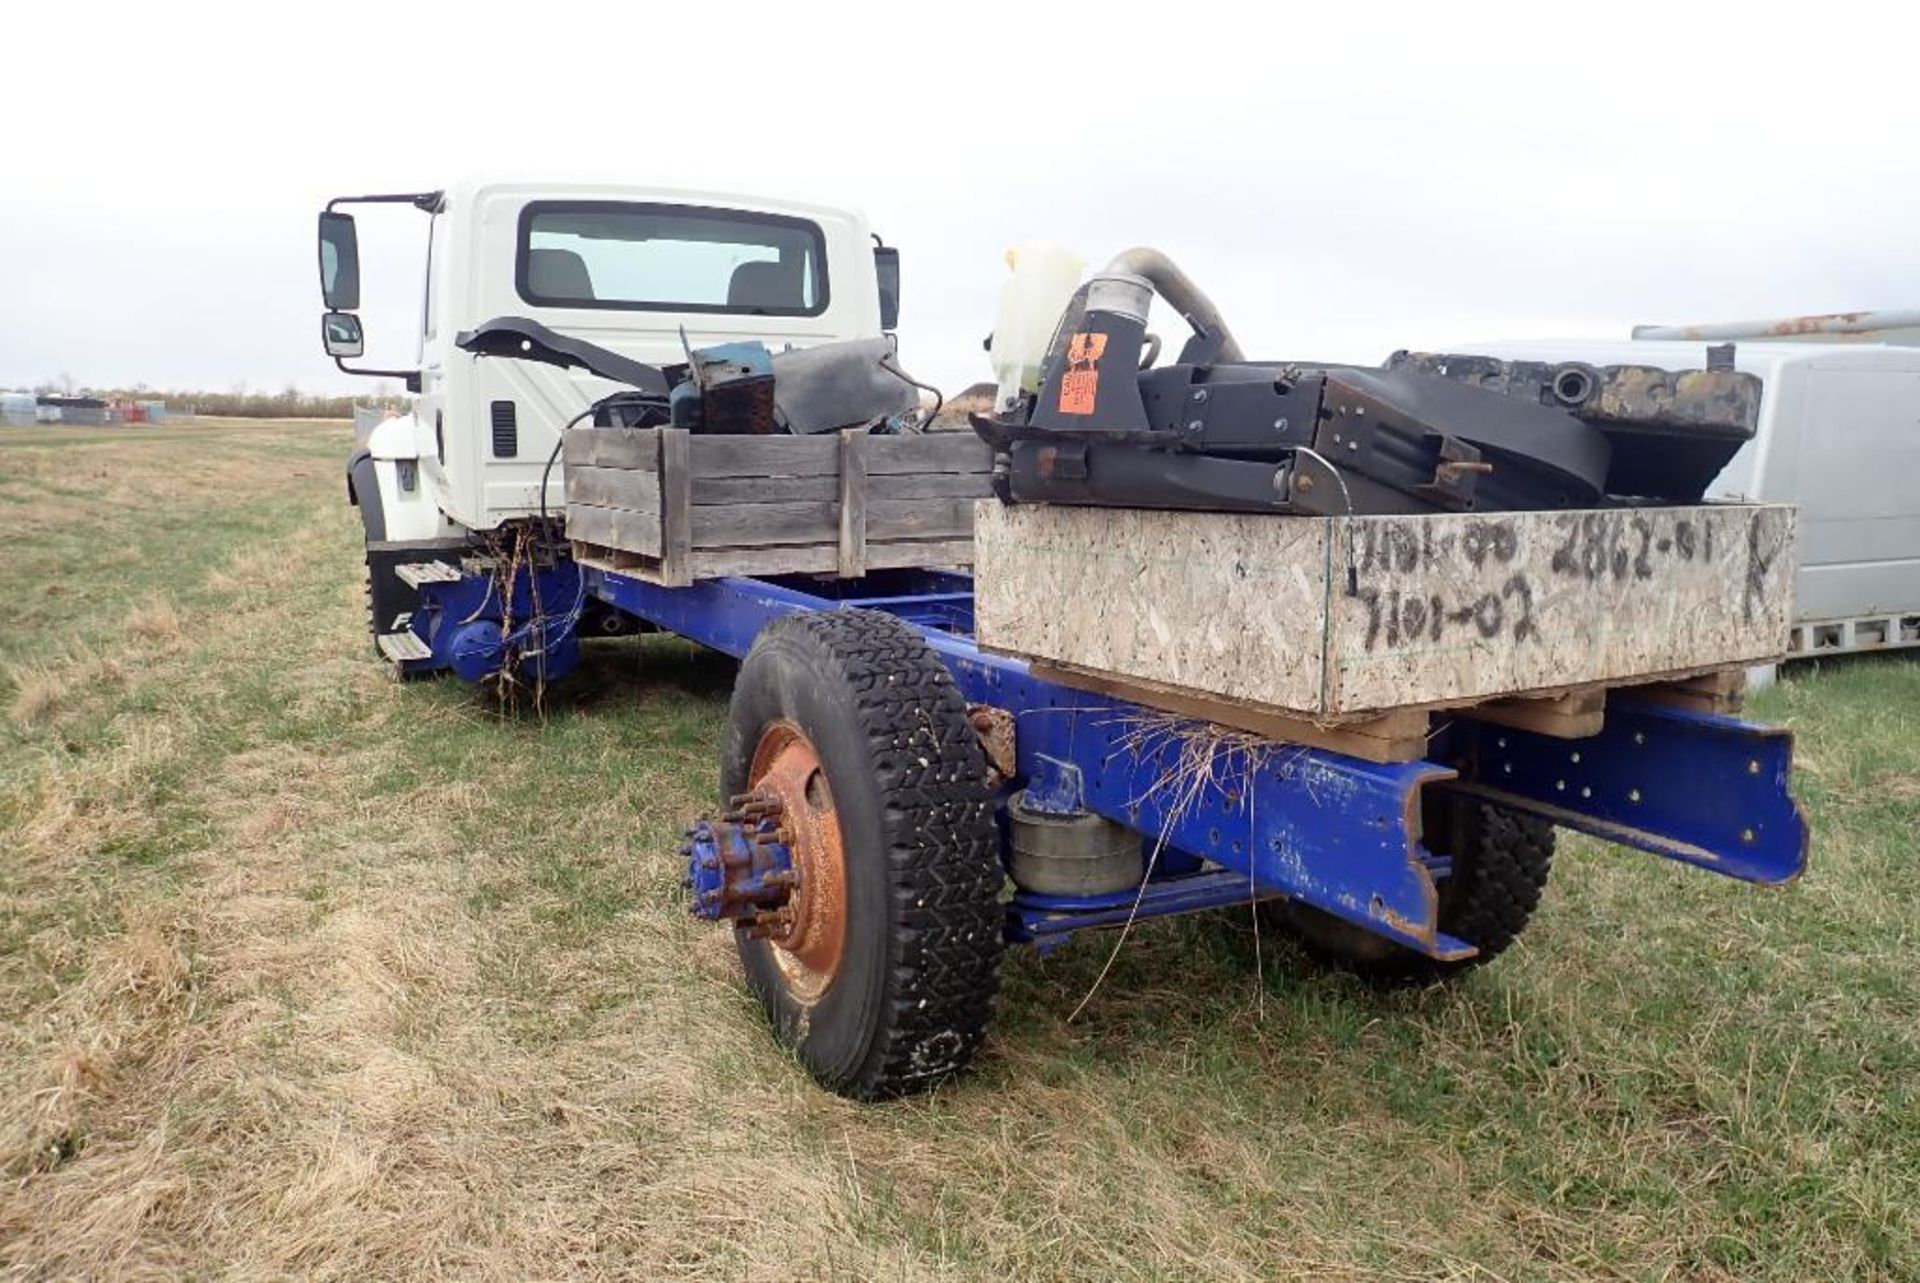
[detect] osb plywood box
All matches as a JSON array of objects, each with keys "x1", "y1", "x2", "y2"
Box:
[
  {"x1": 564, "y1": 427, "x2": 992, "y2": 585},
  {"x1": 973, "y1": 500, "x2": 1797, "y2": 719}
]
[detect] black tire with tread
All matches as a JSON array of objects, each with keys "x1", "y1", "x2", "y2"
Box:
[
  {"x1": 722, "y1": 608, "x2": 1004, "y2": 1099},
  {"x1": 1277, "y1": 795, "x2": 1555, "y2": 983}
]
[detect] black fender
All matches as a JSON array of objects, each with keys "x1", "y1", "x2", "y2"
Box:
[
  {"x1": 346, "y1": 449, "x2": 386, "y2": 540},
  {"x1": 346, "y1": 450, "x2": 417, "y2": 638}
]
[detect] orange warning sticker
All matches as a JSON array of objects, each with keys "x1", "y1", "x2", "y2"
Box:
[
  {"x1": 1057, "y1": 331, "x2": 1107, "y2": 415},
  {"x1": 1068, "y1": 332, "x2": 1108, "y2": 364}
]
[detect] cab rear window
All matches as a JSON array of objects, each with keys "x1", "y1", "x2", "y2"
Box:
[{"x1": 516, "y1": 201, "x2": 828, "y2": 316}]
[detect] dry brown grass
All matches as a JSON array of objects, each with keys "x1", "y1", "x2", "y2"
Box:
[
  {"x1": 123, "y1": 596, "x2": 183, "y2": 644},
  {"x1": 2, "y1": 418, "x2": 1915, "y2": 1280},
  {"x1": 1, "y1": 905, "x2": 191, "y2": 1189}
]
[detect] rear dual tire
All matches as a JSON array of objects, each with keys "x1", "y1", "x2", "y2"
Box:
[{"x1": 1276, "y1": 795, "x2": 1555, "y2": 983}]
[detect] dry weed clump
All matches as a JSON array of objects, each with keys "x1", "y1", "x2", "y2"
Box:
[
  {"x1": 125, "y1": 595, "x2": 184, "y2": 643},
  {"x1": 1058, "y1": 709, "x2": 1298, "y2": 1021},
  {"x1": 100, "y1": 916, "x2": 194, "y2": 1014},
  {"x1": 5, "y1": 645, "x2": 133, "y2": 730},
  {"x1": 1111, "y1": 709, "x2": 1296, "y2": 821},
  {"x1": 6, "y1": 663, "x2": 68, "y2": 726},
  {"x1": 0, "y1": 1043, "x2": 108, "y2": 1177}
]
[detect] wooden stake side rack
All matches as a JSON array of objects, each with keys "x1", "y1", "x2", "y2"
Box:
[{"x1": 564, "y1": 427, "x2": 993, "y2": 586}]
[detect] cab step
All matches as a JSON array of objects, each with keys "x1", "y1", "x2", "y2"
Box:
[
  {"x1": 395, "y1": 560, "x2": 463, "y2": 588},
  {"x1": 376, "y1": 630, "x2": 432, "y2": 663}
]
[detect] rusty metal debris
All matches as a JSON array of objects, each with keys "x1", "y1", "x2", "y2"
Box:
[{"x1": 968, "y1": 704, "x2": 1017, "y2": 781}]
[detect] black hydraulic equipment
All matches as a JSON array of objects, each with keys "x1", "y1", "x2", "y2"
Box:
[
  {"x1": 452, "y1": 317, "x2": 923, "y2": 436},
  {"x1": 971, "y1": 259, "x2": 1762, "y2": 515}
]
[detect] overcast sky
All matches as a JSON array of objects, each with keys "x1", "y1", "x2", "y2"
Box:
[{"x1": 4, "y1": 2, "x2": 1915, "y2": 398}]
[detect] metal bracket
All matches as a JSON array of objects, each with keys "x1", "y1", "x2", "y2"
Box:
[{"x1": 1022, "y1": 755, "x2": 1086, "y2": 816}]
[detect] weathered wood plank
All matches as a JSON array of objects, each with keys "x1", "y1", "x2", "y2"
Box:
[
  {"x1": 870, "y1": 471, "x2": 996, "y2": 500},
  {"x1": 688, "y1": 543, "x2": 839, "y2": 577},
  {"x1": 684, "y1": 465, "x2": 991, "y2": 506},
  {"x1": 563, "y1": 428, "x2": 659, "y2": 470},
  {"x1": 684, "y1": 431, "x2": 989, "y2": 478},
  {"x1": 678, "y1": 499, "x2": 972, "y2": 550},
  {"x1": 839, "y1": 429, "x2": 868, "y2": 579},
  {"x1": 682, "y1": 470, "x2": 991, "y2": 504},
  {"x1": 866, "y1": 432, "x2": 992, "y2": 475},
  {"x1": 864, "y1": 538, "x2": 975, "y2": 571},
  {"x1": 569, "y1": 427, "x2": 989, "y2": 478},
  {"x1": 565, "y1": 503, "x2": 663, "y2": 558},
  {"x1": 570, "y1": 540, "x2": 655, "y2": 574},
  {"x1": 689, "y1": 435, "x2": 839, "y2": 478},
  {"x1": 1621, "y1": 669, "x2": 1747, "y2": 715},
  {"x1": 1027, "y1": 660, "x2": 1430, "y2": 764},
  {"x1": 868, "y1": 498, "x2": 976, "y2": 541},
  {"x1": 684, "y1": 538, "x2": 977, "y2": 581},
  {"x1": 974, "y1": 500, "x2": 1796, "y2": 718},
  {"x1": 564, "y1": 465, "x2": 662, "y2": 515},
  {"x1": 1464, "y1": 689, "x2": 1607, "y2": 739},
  {"x1": 581, "y1": 534, "x2": 977, "y2": 584},
  {"x1": 690, "y1": 500, "x2": 839, "y2": 546},
  {"x1": 659, "y1": 428, "x2": 694, "y2": 587},
  {"x1": 691, "y1": 474, "x2": 840, "y2": 504}
]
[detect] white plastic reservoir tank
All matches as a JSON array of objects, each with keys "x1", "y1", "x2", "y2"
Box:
[{"x1": 988, "y1": 243, "x2": 1085, "y2": 412}]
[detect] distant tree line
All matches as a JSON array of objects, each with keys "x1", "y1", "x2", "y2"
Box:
[{"x1": 26, "y1": 378, "x2": 408, "y2": 420}]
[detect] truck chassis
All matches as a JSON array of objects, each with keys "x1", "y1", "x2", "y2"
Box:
[{"x1": 388, "y1": 551, "x2": 1807, "y2": 1095}]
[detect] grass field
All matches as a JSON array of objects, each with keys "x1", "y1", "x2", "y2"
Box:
[{"x1": 2, "y1": 418, "x2": 1916, "y2": 1281}]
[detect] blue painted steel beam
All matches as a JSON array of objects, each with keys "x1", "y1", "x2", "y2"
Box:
[
  {"x1": 582, "y1": 567, "x2": 1470, "y2": 959},
  {"x1": 583, "y1": 569, "x2": 814, "y2": 658},
  {"x1": 1008, "y1": 869, "x2": 1279, "y2": 952},
  {"x1": 1444, "y1": 698, "x2": 1807, "y2": 884},
  {"x1": 923, "y1": 628, "x2": 1472, "y2": 959}
]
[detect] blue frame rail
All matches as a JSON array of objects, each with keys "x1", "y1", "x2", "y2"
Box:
[
  {"x1": 585, "y1": 564, "x2": 1473, "y2": 957},
  {"x1": 1442, "y1": 699, "x2": 1806, "y2": 884},
  {"x1": 409, "y1": 560, "x2": 1809, "y2": 958}
]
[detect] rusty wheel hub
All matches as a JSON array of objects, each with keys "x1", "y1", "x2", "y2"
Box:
[{"x1": 746, "y1": 721, "x2": 847, "y2": 1002}]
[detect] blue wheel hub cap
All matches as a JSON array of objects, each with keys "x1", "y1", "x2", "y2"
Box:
[{"x1": 683, "y1": 788, "x2": 796, "y2": 935}]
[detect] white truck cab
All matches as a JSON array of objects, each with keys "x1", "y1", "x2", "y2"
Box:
[{"x1": 317, "y1": 178, "x2": 901, "y2": 636}]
